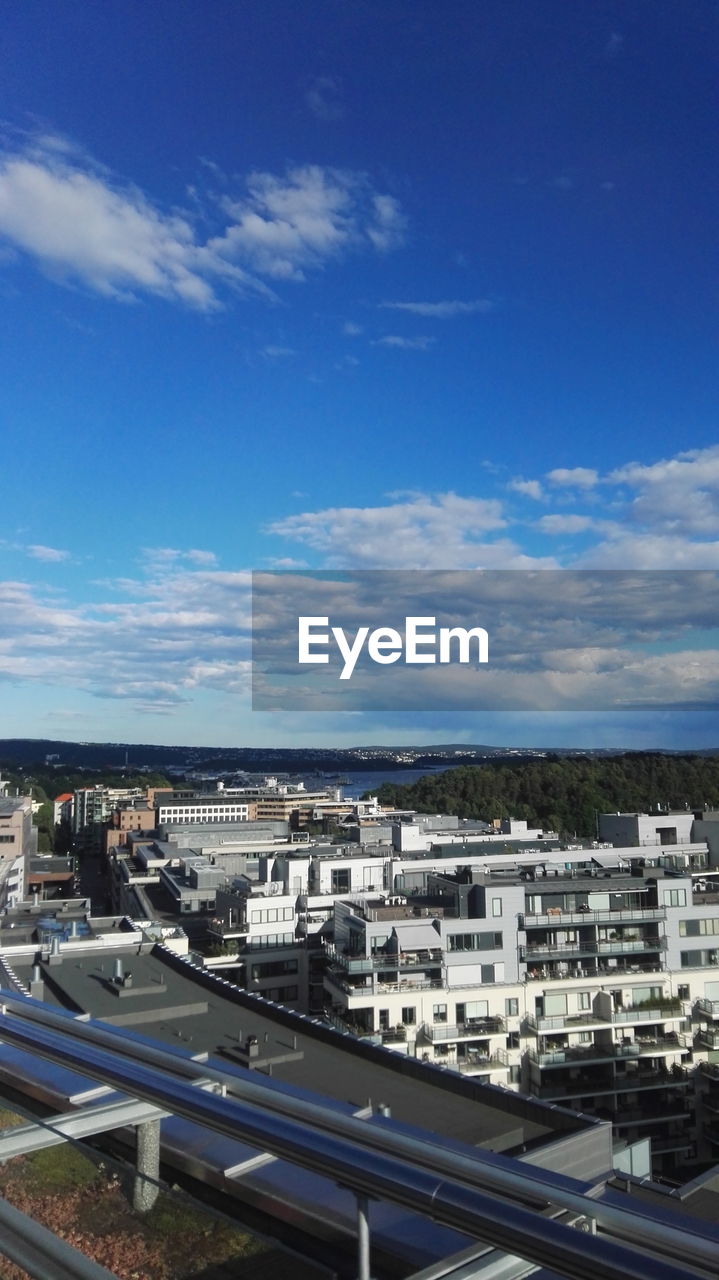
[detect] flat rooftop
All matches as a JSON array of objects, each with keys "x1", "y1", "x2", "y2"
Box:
[{"x1": 9, "y1": 942, "x2": 591, "y2": 1157}]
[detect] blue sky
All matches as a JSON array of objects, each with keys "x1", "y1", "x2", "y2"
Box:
[{"x1": 0, "y1": 1, "x2": 718, "y2": 749}]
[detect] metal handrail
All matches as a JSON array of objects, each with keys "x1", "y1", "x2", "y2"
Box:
[{"x1": 0, "y1": 995, "x2": 716, "y2": 1280}]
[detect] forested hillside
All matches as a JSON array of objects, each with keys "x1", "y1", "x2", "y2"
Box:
[{"x1": 373, "y1": 754, "x2": 719, "y2": 837}]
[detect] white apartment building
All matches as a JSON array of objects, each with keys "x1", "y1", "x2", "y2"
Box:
[
  {"x1": 318, "y1": 812, "x2": 719, "y2": 1178},
  {"x1": 156, "y1": 797, "x2": 253, "y2": 825}
]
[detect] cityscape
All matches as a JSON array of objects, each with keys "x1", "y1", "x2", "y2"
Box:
[{"x1": 1, "y1": 747, "x2": 719, "y2": 1276}]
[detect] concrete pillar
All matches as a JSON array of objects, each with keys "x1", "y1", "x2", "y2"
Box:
[{"x1": 132, "y1": 1119, "x2": 160, "y2": 1213}]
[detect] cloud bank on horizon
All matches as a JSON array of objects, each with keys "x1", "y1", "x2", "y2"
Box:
[{"x1": 1, "y1": 444, "x2": 719, "y2": 728}]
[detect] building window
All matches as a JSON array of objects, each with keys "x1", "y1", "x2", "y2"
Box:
[
  {"x1": 578, "y1": 992, "x2": 591, "y2": 1010},
  {"x1": 506, "y1": 1032, "x2": 519, "y2": 1049},
  {"x1": 680, "y1": 918, "x2": 719, "y2": 936},
  {"x1": 491, "y1": 898, "x2": 502, "y2": 917},
  {"x1": 401, "y1": 1007, "x2": 416, "y2": 1025},
  {"x1": 678, "y1": 984, "x2": 690, "y2": 1000},
  {"x1": 433, "y1": 1004, "x2": 447, "y2": 1023},
  {"x1": 681, "y1": 949, "x2": 719, "y2": 967},
  {"x1": 505, "y1": 997, "x2": 519, "y2": 1017},
  {"x1": 447, "y1": 931, "x2": 502, "y2": 952},
  {"x1": 663, "y1": 889, "x2": 686, "y2": 907}
]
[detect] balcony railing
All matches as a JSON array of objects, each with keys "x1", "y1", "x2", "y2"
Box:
[
  {"x1": 522, "y1": 938, "x2": 665, "y2": 961},
  {"x1": 527, "y1": 1012, "x2": 605, "y2": 1033},
  {"x1": 525, "y1": 962, "x2": 666, "y2": 980},
  {"x1": 422, "y1": 1017, "x2": 504, "y2": 1041},
  {"x1": 528, "y1": 1035, "x2": 688, "y2": 1068},
  {"x1": 321, "y1": 1010, "x2": 408, "y2": 1043},
  {"x1": 324, "y1": 943, "x2": 443, "y2": 973},
  {"x1": 521, "y1": 907, "x2": 665, "y2": 928},
  {"x1": 613, "y1": 1002, "x2": 684, "y2": 1023},
  {"x1": 696, "y1": 997, "x2": 719, "y2": 1020},
  {"x1": 324, "y1": 969, "x2": 444, "y2": 998},
  {"x1": 696, "y1": 1027, "x2": 719, "y2": 1050},
  {"x1": 528, "y1": 1004, "x2": 684, "y2": 1034},
  {"x1": 535, "y1": 1065, "x2": 689, "y2": 1099},
  {"x1": 454, "y1": 1046, "x2": 509, "y2": 1072}
]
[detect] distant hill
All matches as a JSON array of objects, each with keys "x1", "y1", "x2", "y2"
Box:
[{"x1": 0, "y1": 737, "x2": 717, "y2": 776}]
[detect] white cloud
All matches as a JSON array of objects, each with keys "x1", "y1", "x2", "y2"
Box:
[
  {"x1": 265, "y1": 492, "x2": 556, "y2": 569},
  {"x1": 211, "y1": 166, "x2": 406, "y2": 281},
  {"x1": 547, "y1": 467, "x2": 599, "y2": 488},
  {"x1": 0, "y1": 558, "x2": 253, "y2": 713},
  {"x1": 0, "y1": 135, "x2": 406, "y2": 306},
  {"x1": 0, "y1": 150, "x2": 223, "y2": 309},
  {"x1": 380, "y1": 299, "x2": 493, "y2": 318},
  {"x1": 25, "y1": 544, "x2": 70, "y2": 562},
  {"x1": 366, "y1": 194, "x2": 407, "y2": 252},
  {"x1": 609, "y1": 446, "x2": 719, "y2": 537},
  {"x1": 536, "y1": 515, "x2": 595, "y2": 535},
  {"x1": 343, "y1": 321, "x2": 363, "y2": 336},
  {"x1": 580, "y1": 533, "x2": 719, "y2": 570},
  {"x1": 375, "y1": 335, "x2": 435, "y2": 350},
  {"x1": 509, "y1": 478, "x2": 544, "y2": 501}
]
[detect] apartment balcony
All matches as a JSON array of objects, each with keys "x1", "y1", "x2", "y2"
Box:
[
  {"x1": 534, "y1": 1065, "x2": 690, "y2": 1101},
  {"x1": 421, "y1": 1016, "x2": 505, "y2": 1042},
  {"x1": 528, "y1": 1034, "x2": 689, "y2": 1069},
  {"x1": 527, "y1": 1011, "x2": 608, "y2": 1034},
  {"x1": 696, "y1": 997, "x2": 719, "y2": 1021},
  {"x1": 319, "y1": 972, "x2": 440, "y2": 1003},
  {"x1": 325, "y1": 943, "x2": 444, "y2": 974},
  {"x1": 703, "y1": 1123, "x2": 719, "y2": 1147},
  {"x1": 207, "y1": 917, "x2": 249, "y2": 941},
  {"x1": 613, "y1": 1103, "x2": 693, "y2": 1126},
  {"x1": 613, "y1": 1001, "x2": 685, "y2": 1024},
  {"x1": 525, "y1": 962, "x2": 666, "y2": 980},
  {"x1": 521, "y1": 907, "x2": 665, "y2": 929},
  {"x1": 522, "y1": 938, "x2": 666, "y2": 963},
  {"x1": 528, "y1": 1003, "x2": 684, "y2": 1035},
  {"x1": 695, "y1": 1027, "x2": 719, "y2": 1051},
  {"x1": 454, "y1": 1046, "x2": 509, "y2": 1075}
]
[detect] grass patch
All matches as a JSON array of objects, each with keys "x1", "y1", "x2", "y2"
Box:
[
  {"x1": 0, "y1": 1110, "x2": 25, "y2": 1131},
  {"x1": 22, "y1": 1142, "x2": 98, "y2": 1193},
  {"x1": 144, "y1": 1191, "x2": 266, "y2": 1268}
]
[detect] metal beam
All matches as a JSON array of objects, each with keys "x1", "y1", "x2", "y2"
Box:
[
  {"x1": 0, "y1": 1007, "x2": 708, "y2": 1280},
  {"x1": 0, "y1": 1194, "x2": 121, "y2": 1280},
  {"x1": 0, "y1": 1098, "x2": 167, "y2": 1160},
  {"x1": 3, "y1": 994, "x2": 718, "y2": 1277}
]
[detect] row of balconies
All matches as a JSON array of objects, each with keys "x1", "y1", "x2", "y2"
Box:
[
  {"x1": 521, "y1": 907, "x2": 665, "y2": 927},
  {"x1": 528, "y1": 1034, "x2": 689, "y2": 1068},
  {"x1": 525, "y1": 962, "x2": 665, "y2": 980},
  {"x1": 526, "y1": 1002, "x2": 685, "y2": 1034},
  {"x1": 522, "y1": 938, "x2": 665, "y2": 961},
  {"x1": 534, "y1": 1065, "x2": 690, "y2": 1099},
  {"x1": 420, "y1": 1017, "x2": 505, "y2": 1042}
]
